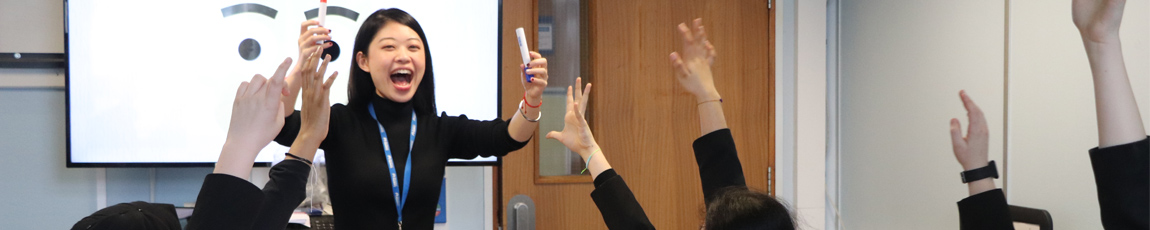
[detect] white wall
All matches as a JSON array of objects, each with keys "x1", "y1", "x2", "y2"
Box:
[
  {"x1": 795, "y1": 0, "x2": 827, "y2": 229},
  {"x1": 838, "y1": 1, "x2": 1007, "y2": 229},
  {"x1": 775, "y1": 0, "x2": 799, "y2": 211},
  {"x1": 1006, "y1": 1, "x2": 1150, "y2": 229},
  {"x1": 777, "y1": 1, "x2": 831, "y2": 229},
  {"x1": 835, "y1": 0, "x2": 1150, "y2": 229}
]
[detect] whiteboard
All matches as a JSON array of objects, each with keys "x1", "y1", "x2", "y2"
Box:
[{"x1": 65, "y1": 0, "x2": 503, "y2": 166}]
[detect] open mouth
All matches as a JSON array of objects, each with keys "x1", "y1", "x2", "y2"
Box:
[{"x1": 390, "y1": 69, "x2": 413, "y2": 90}]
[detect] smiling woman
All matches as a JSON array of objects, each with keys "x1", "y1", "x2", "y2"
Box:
[{"x1": 272, "y1": 8, "x2": 549, "y2": 230}]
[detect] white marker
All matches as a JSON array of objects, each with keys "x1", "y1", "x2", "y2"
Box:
[
  {"x1": 316, "y1": 0, "x2": 327, "y2": 45},
  {"x1": 515, "y1": 27, "x2": 533, "y2": 82}
]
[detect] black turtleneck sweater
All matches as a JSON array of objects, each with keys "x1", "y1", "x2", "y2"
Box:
[{"x1": 274, "y1": 96, "x2": 529, "y2": 230}]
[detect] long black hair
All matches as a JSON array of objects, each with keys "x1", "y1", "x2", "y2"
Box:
[{"x1": 348, "y1": 8, "x2": 436, "y2": 115}]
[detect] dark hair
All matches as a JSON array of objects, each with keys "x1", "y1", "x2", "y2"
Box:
[
  {"x1": 705, "y1": 187, "x2": 797, "y2": 230},
  {"x1": 348, "y1": 8, "x2": 436, "y2": 115},
  {"x1": 71, "y1": 201, "x2": 180, "y2": 230}
]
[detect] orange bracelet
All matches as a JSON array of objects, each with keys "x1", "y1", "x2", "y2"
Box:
[{"x1": 523, "y1": 93, "x2": 542, "y2": 108}]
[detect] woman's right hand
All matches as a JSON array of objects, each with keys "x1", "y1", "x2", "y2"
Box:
[
  {"x1": 297, "y1": 47, "x2": 338, "y2": 146},
  {"x1": 298, "y1": 20, "x2": 333, "y2": 60},
  {"x1": 284, "y1": 20, "x2": 334, "y2": 116}
]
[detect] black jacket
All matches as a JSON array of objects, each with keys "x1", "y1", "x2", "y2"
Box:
[
  {"x1": 590, "y1": 129, "x2": 746, "y2": 229},
  {"x1": 185, "y1": 160, "x2": 312, "y2": 230},
  {"x1": 957, "y1": 189, "x2": 1013, "y2": 230},
  {"x1": 1089, "y1": 136, "x2": 1149, "y2": 229},
  {"x1": 590, "y1": 169, "x2": 655, "y2": 230},
  {"x1": 956, "y1": 137, "x2": 1149, "y2": 230},
  {"x1": 274, "y1": 97, "x2": 528, "y2": 230}
]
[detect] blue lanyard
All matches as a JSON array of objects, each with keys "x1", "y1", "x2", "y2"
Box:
[{"x1": 367, "y1": 103, "x2": 416, "y2": 225}]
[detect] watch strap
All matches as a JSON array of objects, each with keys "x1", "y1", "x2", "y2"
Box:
[{"x1": 961, "y1": 160, "x2": 999, "y2": 183}]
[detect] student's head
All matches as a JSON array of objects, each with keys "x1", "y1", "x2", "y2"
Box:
[
  {"x1": 703, "y1": 187, "x2": 796, "y2": 230},
  {"x1": 350, "y1": 8, "x2": 436, "y2": 114},
  {"x1": 71, "y1": 201, "x2": 180, "y2": 230}
]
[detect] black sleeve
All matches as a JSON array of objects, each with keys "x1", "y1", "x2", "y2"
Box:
[
  {"x1": 251, "y1": 160, "x2": 312, "y2": 230},
  {"x1": 185, "y1": 174, "x2": 265, "y2": 230},
  {"x1": 692, "y1": 129, "x2": 747, "y2": 204},
  {"x1": 956, "y1": 189, "x2": 1013, "y2": 230},
  {"x1": 274, "y1": 111, "x2": 303, "y2": 147},
  {"x1": 956, "y1": 188, "x2": 1012, "y2": 230},
  {"x1": 440, "y1": 113, "x2": 530, "y2": 159},
  {"x1": 275, "y1": 106, "x2": 342, "y2": 149},
  {"x1": 590, "y1": 169, "x2": 656, "y2": 230},
  {"x1": 1089, "y1": 136, "x2": 1149, "y2": 230}
]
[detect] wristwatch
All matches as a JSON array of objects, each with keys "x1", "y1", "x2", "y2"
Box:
[{"x1": 960, "y1": 160, "x2": 998, "y2": 183}]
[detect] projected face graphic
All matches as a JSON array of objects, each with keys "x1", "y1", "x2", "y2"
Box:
[
  {"x1": 221, "y1": 3, "x2": 359, "y2": 62},
  {"x1": 220, "y1": 4, "x2": 278, "y2": 60}
]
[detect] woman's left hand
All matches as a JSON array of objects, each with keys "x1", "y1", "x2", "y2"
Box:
[{"x1": 522, "y1": 51, "x2": 549, "y2": 105}]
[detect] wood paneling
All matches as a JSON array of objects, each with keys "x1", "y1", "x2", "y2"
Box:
[{"x1": 500, "y1": 0, "x2": 773, "y2": 229}]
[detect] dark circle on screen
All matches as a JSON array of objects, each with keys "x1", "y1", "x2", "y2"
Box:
[
  {"x1": 238, "y1": 38, "x2": 261, "y2": 61},
  {"x1": 323, "y1": 41, "x2": 341, "y2": 61}
]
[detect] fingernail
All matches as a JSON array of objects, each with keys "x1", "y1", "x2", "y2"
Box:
[{"x1": 328, "y1": 29, "x2": 332, "y2": 33}]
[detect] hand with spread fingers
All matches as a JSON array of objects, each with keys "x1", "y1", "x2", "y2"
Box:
[
  {"x1": 298, "y1": 48, "x2": 338, "y2": 144},
  {"x1": 290, "y1": 46, "x2": 339, "y2": 162},
  {"x1": 545, "y1": 78, "x2": 597, "y2": 159},
  {"x1": 669, "y1": 18, "x2": 720, "y2": 103}
]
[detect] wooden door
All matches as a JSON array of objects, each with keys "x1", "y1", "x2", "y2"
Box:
[{"x1": 497, "y1": 0, "x2": 774, "y2": 229}]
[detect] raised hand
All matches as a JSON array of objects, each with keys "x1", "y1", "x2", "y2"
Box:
[
  {"x1": 218, "y1": 57, "x2": 293, "y2": 179},
  {"x1": 226, "y1": 58, "x2": 292, "y2": 151},
  {"x1": 1073, "y1": 0, "x2": 1126, "y2": 43},
  {"x1": 298, "y1": 47, "x2": 338, "y2": 144},
  {"x1": 298, "y1": 20, "x2": 333, "y2": 60},
  {"x1": 1074, "y1": 0, "x2": 1146, "y2": 147},
  {"x1": 508, "y1": 50, "x2": 549, "y2": 142},
  {"x1": 669, "y1": 18, "x2": 720, "y2": 102},
  {"x1": 283, "y1": 20, "x2": 334, "y2": 115},
  {"x1": 949, "y1": 91, "x2": 989, "y2": 171},
  {"x1": 522, "y1": 51, "x2": 550, "y2": 105},
  {"x1": 949, "y1": 90, "x2": 995, "y2": 195},
  {"x1": 545, "y1": 79, "x2": 597, "y2": 159}
]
